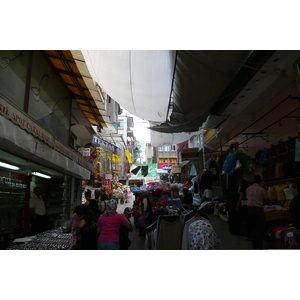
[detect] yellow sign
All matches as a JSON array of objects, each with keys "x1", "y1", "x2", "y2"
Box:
[{"x1": 172, "y1": 165, "x2": 182, "y2": 173}]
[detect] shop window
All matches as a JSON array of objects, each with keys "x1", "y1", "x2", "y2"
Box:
[
  {"x1": 0, "y1": 50, "x2": 29, "y2": 109},
  {"x1": 27, "y1": 51, "x2": 71, "y2": 145}
]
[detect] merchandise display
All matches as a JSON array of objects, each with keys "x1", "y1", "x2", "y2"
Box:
[{"x1": 6, "y1": 228, "x2": 73, "y2": 250}]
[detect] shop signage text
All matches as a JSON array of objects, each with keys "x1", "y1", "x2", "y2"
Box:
[
  {"x1": 78, "y1": 148, "x2": 91, "y2": 157},
  {"x1": 157, "y1": 162, "x2": 176, "y2": 171},
  {"x1": 0, "y1": 96, "x2": 93, "y2": 171},
  {"x1": 172, "y1": 165, "x2": 182, "y2": 173},
  {"x1": 92, "y1": 135, "x2": 118, "y2": 153}
]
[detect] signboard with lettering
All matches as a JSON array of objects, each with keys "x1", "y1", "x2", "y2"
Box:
[
  {"x1": 171, "y1": 165, "x2": 182, "y2": 173},
  {"x1": 0, "y1": 96, "x2": 93, "y2": 171},
  {"x1": 181, "y1": 148, "x2": 200, "y2": 159},
  {"x1": 157, "y1": 162, "x2": 176, "y2": 171},
  {"x1": 92, "y1": 135, "x2": 120, "y2": 154},
  {"x1": 78, "y1": 148, "x2": 91, "y2": 157}
]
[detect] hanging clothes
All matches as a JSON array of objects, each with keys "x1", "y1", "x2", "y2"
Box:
[
  {"x1": 156, "y1": 218, "x2": 182, "y2": 250},
  {"x1": 181, "y1": 216, "x2": 198, "y2": 250},
  {"x1": 295, "y1": 139, "x2": 300, "y2": 162}
]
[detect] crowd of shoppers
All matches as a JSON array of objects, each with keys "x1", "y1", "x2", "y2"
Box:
[{"x1": 64, "y1": 190, "x2": 133, "y2": 250}]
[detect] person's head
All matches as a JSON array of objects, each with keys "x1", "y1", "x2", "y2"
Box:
[
  {"x1": 101, "y1": 193, "x2": 109, "y2": 201},
  {"x1": 74, "y1": 205, "x2": 82, "y2": 216},
  {"x1": 85, "y1": 189, "x2": 92, "y2": 199},
  {"x1": 94, "y1": 189, "x2": 100, "y2": 200},
  {"x1": 77, "y1": 204, "x2": 92, "y2": 217},
  {"x1": 124, "y1": 207, "x2": 133, "y2": 218},
  {"x1": 183, "y1": 188, "x2": 189, "y2": 195},
  {"x1": 253, "y1": 175, "x2": 262, "y2": 185},
  {"x1": 105, "y1": 200, "x2": 117, "y2": 212},
  {"x1": 33, "y1": 187, "x2": 42, "y2": 196}
]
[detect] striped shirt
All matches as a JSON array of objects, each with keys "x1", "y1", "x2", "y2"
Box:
[{"x1": 246, "y1": 183, "x2": 268, "y2": 208}]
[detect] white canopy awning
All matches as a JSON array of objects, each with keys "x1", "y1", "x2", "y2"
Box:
[
  {"x1": 82, "y1": 50, "x2": 176, "y2": 123},
  {"x1": 150, "y1": 130, "x2": 197, "y2": 147}
]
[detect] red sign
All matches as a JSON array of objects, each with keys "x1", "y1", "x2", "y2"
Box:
[{"x1": 157, "y1": 162, "x2": 176, "y2": 170}]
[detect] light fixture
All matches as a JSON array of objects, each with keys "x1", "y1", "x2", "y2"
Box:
[
  {"x1": 31, "y1": 172, "x2": 51, "y2": 179},
  {"x1": 0, "y1": 162, "x2": 20, "y2": 170}
]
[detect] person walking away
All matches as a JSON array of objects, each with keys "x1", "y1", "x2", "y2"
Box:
[
  {"x1": 289, "y1": 187, "x2": 300, "y2": 249},
  {"x1": 97, "y1": 200, "x2": 131, "y2": 250},
  {"x1": 138, "y1": 193, "x2": 153, "y2": 236},
  {"x1": 246, "y1": 175, "x2": 268, "y2": 249},
  {"x1": 119, "y1": 207, "x2": 134, "y2": 250},
  {"x1": 236, "y1": 180, "x2": 251, "y2": 240},
  {"x1": 29, "y1": 187, "x2": 48, "y2": 235}
]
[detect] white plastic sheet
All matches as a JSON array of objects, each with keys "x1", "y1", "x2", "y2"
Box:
[
  {"x1": 150, "y1": 130, "x2": 197, "y2": 147},
  {"x1": 82, "y1": 50, "x2": 176, "y2": 122}
]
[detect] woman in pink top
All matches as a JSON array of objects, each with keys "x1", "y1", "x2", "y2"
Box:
[
  {"x1": 97, "y1": 200, "x2": 131, "y2": 250},
  {"x1": 67, "y1": 205, "x2": 82, "y2": 231}
]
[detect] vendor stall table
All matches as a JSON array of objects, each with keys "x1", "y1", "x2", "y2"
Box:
[
  {"x1": 264, "y1": 210, "x2": 291, "y2": 222},
  {"x1": 6, "y1": 228, "x2": 73, "y2": 250}
]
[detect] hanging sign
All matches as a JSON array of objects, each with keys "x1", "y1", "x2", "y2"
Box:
[
  {"x1": 78, "y1": 148, "x2": 91, "y2": 157},
  {"x1": 171, "y1": 165, "x2": 182, "y2": 173},
  {"x1": 92, "y1": 135, "x2": 118, "y2": 153}
]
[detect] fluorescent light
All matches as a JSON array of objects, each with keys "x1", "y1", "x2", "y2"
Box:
[
  {"x1": 32, "y1": 172, "x2": 51, "y2": 179},
  {"x1": 0, "y1": 161, "x2": 20, "y2": 170}
]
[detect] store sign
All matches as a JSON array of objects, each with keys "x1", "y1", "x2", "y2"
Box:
[
  {"x1": 172, "y1": 165, "x2": 182, "y2": 173},
  {"x1": 0, "y1": 96, "x2": 93, "y2": 172},
  {"x1": 0, "y1": 95, "x2": 53, "y2": 146},
  {"x1": 92, "y1": 135, "x2": 118, "y2": 153},
  {"x1": 78, "y1": 148, "x2": 91, "y2": 157},
  {"x1": 181, "y1": 147, "x2": 200, "y2": 159},
  {"x1": 157, "y1": 162, "x2": 176, "y2": 171}
]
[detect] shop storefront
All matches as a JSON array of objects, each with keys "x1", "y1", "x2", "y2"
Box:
[{"x1": 0, "y1": 50, "x2": 94, "y2": 249}]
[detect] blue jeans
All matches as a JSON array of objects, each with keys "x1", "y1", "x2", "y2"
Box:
[{"x1": 97, "y1": 241, "x2": 120, "y2": 250}]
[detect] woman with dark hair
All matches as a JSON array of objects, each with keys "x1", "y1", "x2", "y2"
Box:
[
  {"x1": 76, "y1": 204, "x2": 98, "y2": 250},
  {"x1": 84, "y1": 190, "x2": 101, "y2": 221},
  {"x1": 97, "y1": 200, "x2": 131, "y2": 250}
]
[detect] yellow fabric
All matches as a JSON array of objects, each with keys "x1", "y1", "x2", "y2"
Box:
[
  {"x1": 275, "y1": 184, "x2": 286, "y2": 201},
  {"x1": 111, "y1": 153, "x2": 121, "y2": 163},
  {"x1": 267, "y1": 186, "x2": 277, "y2": 200},
  {"x1": 124, "y1": 149, "x2": 132, "y2": 163}
]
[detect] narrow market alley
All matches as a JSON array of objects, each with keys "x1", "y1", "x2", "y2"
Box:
[{"x1": 117, "y1": 200, "x2": 272, "y2": 251}]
